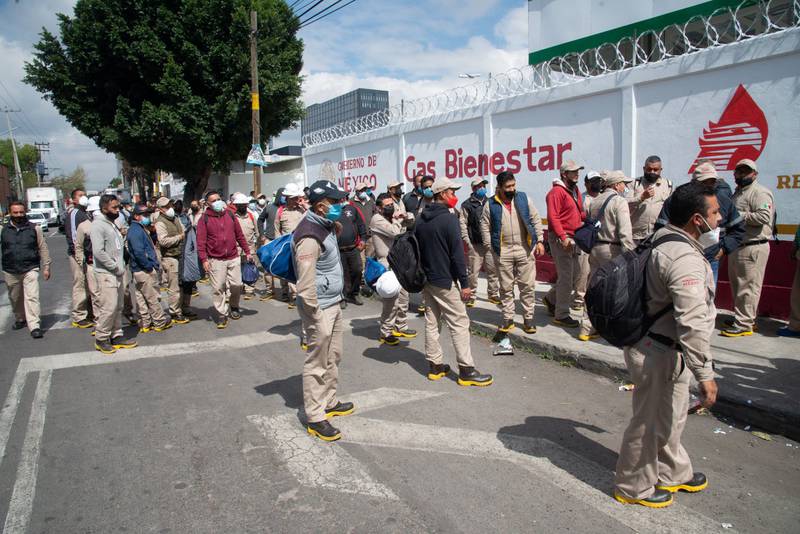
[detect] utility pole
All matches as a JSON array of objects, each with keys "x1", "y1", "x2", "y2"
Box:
[
  {"x1": 3, "y1": 108, "x2": 24, "y2": 200},
  {"x1": 34, "y1": 141, "x2": 50, "y2": 186},
  {"x1": 250, "y1": 9, "x2": 261, "y2": 197}
]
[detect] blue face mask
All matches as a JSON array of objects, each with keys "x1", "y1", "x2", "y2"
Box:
[
  {"x1": 326, "y1": 203, "x2": 343, "y2": 221},
  {"x1": 212, "y1": 200, "x2": 225, "y2": 212},
  {"x1": 475, "y1": 188, "x2": 487, "y2": 199},
  {"x1": 365, "y1": 189, "x2": 372, "y2": 196},
  {"x1": 140, "y1": 217, "x2": 151, "y2": 226},
  {"x1": 422, "y1": 187, "x2": 434, "y2": 199},
  {"x1": 279, "y1": 196, "x2": 286, "y2": 206}
]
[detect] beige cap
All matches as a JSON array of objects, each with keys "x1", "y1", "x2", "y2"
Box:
[
  {"x1": 387, "y1": 180, "x2": 403, "y2": 188},
  {"x1": 691, "y1": 162, "x2": 718, "y2": 181},
  {"x1": 232, "y1": 192, "x2": 249, "y2": 205},
  {"x1": 156, "y1": 197, "x2": 172, "y2": 208},
  {"x1": 559, "y1": 159, "x2": 584, "y2": 172},
  {"x1": 431, "y1": 177, "x2": 462, "y2": 194},
  {"x1": 283, "y1": 182, "x2": 304, "y2": 197},
  {"x1": 735, "y1": 158, "x2": 758, "y2": 171},
  {"x1": 471, "y1": 178, "x2": 488, "y2": 187},
  {"x1": 603, "y1": 170, "x2": 632, "y2": 185}
]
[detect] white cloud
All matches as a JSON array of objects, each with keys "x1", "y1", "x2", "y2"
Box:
[{"x1": 494, "y1": 5, "x2": 529, "y2": 50}]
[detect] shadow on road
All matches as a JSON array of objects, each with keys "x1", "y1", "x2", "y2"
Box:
[
  {"x1": 497, "y1": 416, "x2": 617, "y2": 493},
  {"x1": 362, "y1": 346, "x2": 428, "y2": 378},
  {"x1": 254, "y1": 374, "x2": 303, "y2": 410}
]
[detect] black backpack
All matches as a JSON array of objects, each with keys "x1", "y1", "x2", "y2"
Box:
[
  {"x1": 585, "y1": 233, "x2": 688, "y2": 348},
  {"x1": 388, "y1": 232, "x2": 427, "y2": 293},
  {"x1": 574, "y1": 194, "x2": 615, "y2": 254}
]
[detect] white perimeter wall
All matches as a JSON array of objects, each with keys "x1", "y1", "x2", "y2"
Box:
[{"x1": 304, "y1": 30, "x2": 800, "y2": 232}]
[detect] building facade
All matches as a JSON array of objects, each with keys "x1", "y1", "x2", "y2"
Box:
[{"x1": 301, "y1": 89, "x2": 389, "y2": 139}]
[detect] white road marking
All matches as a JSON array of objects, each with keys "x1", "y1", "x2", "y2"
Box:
[
  {"x1": 0, "y1": 367, "x2": 28, "y2": 468},
  {"x1": 247, "y1": 388, "x2": 446, "y2": 500},
  {"x1": 3, "y1": 370, "x2": 52, "y2": 534},
  {"x1": 338, "y1": 416, "x2": 730, "y2": 534}
]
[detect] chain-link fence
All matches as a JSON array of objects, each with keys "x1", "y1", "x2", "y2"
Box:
[{"x1": 302, "y1": 0, "x2": 799, "y2": 148}]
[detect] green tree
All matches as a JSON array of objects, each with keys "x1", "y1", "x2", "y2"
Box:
[
  {"x1": 108, "y1": 176, "x2": 122, "y2": 188},
  {"x1": 24, "y1": 0, "x2": 304, "y2": 201},
  {"x1": 50, "y1": 166, "x2": 87, "y2": 198},
  {"x1": 0, "y1": 138, "x2": 39, "y2": 190}
]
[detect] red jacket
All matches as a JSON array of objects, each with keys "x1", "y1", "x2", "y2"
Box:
[
  {"x1": 546, "y1": 182, "x2": 584, "y2": 240},
  {"x1": 196, "y1": 208, "x2": 251, "y2": 262}
]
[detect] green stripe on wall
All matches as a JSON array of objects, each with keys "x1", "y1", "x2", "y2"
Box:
[{"x1": 528, "y1": 0, "x2": 754, "y2": 65}]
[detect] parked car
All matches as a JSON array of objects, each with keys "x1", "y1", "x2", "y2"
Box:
[{"x1": 26, "y1": 211, "x2": 49, "y2": 233}]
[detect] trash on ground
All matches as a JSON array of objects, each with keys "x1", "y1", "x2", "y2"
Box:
[
  {"x1": 744, "y1": 425, "x2": 751, "y2": 431},
  {"x1": 714, "y1": 428, "x2": 727, "y2": 435},
  {"x1": 618, "y1": 383, "x2": 635, "y2": 391},
  {"x1": 721, "y1": 523, "x2": 733, "y2": 529},
  {"x1": 494, "y1": 337, "x2": 514, "y2": 356},
  {"x1": 688, "y1": 394, "x2": 703, "y2": 414},
  {"x1": 751, "y1": 431, "x2": 772, "y2": 441}
]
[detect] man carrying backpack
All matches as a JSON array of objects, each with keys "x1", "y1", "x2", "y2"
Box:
[
  {"x1": 577, "y1": 170, "x2": 635, "y2": 341},
  {"x1": 371, "y1": 193, "x2": 416, "y2": 345},
  {"x1": 614, "y1": 181, "x2": 719, "y2": 509},
  {"x1": 460, "y1": 178, "x2": 500, "y2": 307},
  {"x1": 293, "y1": 180, "x2": 353, "y2": 442},
  {"x1": 415, "y1": 178, "x2": 492, "y2": 387}
]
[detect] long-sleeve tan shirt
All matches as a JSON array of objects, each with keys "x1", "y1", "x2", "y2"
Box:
[
  {"x1": 370, "y1": 214, "x2": 403, "y2": 267},
  {"x1": 589, "y1": 189, "x2": 635, "y2": 251},
  {"x1": 479, "y1": 196, "x2": 543, "y2": 255},
  {"x1": 732, "y1": 181, "x2": 775, "y2": 243},
  {"x1": 626, "y1": 177, "x2": 672, "y2": 240}
]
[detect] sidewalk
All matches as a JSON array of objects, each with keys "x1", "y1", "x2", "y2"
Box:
[{"x1": 441, "y1": 277, "x2": 800, "y2": 441}]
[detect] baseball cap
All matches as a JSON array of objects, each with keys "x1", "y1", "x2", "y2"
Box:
[
  {"x1": 307, "y1": 180, "x2": 347, "y2": 203},
  {"x1": 387, "y1": 180, "x2": 403, "y2": 189},
  {"x1": 232, "y1": 193, "x2": 249, "y2": 205},
  {"x1": 559, "y1": 160, "x2": 584, "y2": 172},
  {"x1": 735, "y1": 158, "x2": 757, "y2": 172},
  {"x1": 156, "y1": 197, "x2": 172, "y2": 208},
  {"x1": 132, "y1": 203, "x2": 151, "y2": 216},
  {"x1": 585, "y1": 170, "x2": 602, "y2": 180},
  {"x1": 471, "y1": 178, "x2": 488, "y2": 187},
  {"x1": 283, "y1": 182, "x2": 304, "y2": 198},
  {"x1": 603, "y1": 170, "x2": 632, "y2": 185},
  {"x1": 86, "y1": 196, "x2": 101, "y2": 212},
  {"x1": 355, "y1": 183, "x2": 370, "y2": 191},
  {"x1": 431, "y1": 177, "x2": 462, "y2": 194},
  {"x1": 691, "y1": 162, "x2": 718, "y2": 181}
]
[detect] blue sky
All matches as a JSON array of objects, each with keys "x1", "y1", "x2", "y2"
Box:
[{"x1": 0, "y1": 0, "x2": 528, "y2": 188}]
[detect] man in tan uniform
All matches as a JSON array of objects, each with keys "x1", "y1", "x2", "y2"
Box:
[
  {"x1": 65, "y1": 188, "x2": 94, "y2": 328},
  {"x1": 614, "y1": 181, "x2": 719, "y2": 509},
  {"x1": 481, "y1": 171, "x2": 545, "y2": 334},
  {"x1": 627, "y1": 155, "x2": 672, "y2": 243},
  {"x1": 154, "y1": 197, "x2": 188, "y2": 324},
  {"x1": 722, "y1": 158, "x2": 775, "y2": 337},
  {"x1": 74, "y1": 196, "x2": 102, "y2": 329},
  {"x1": 578, "y1": 170, "x2": 635, "y2": 341},
  {"x1": 293, "y1": 180, "x2": 353, "y2": 442},
  {"x1": 371, "y1": 193, "x2": 416, "y2": 345},
  {"x1": 1, "y1": 201, "x2": 51, "y2": 339},
  {"x1": 460, "y1": 178, "x2": 500, "y2": 306},
  {"x1": 275, "y1": 182, "x2": 306, "y2": 308},
  {"x1": 575, "y1": 172, "x2": 604, "y2": 311},
  {"x1": 232, "y1": 193, "x2": 259, "y2": 300}
]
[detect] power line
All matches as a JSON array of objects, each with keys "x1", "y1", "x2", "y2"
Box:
[
  {"x1": 300, "y1": 0, "x2": 358, "y2": 28},
  {"x1": 298, "y1": 0, "x2": 347, "y2": 25},
  {"x1": 294, "y1": 0, "x2": 327, "y2": 21},
  {"x1": 287, "y1": 0, "x2": 306, "y2": 9},
  {"x1": 0, "y1": 79, "x2": 46, "y2": 141}
]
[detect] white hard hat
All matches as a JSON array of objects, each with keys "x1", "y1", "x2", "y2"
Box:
[
  {"x1": 232, "y1": 192, "x2": 249, "y2": 205},
  {"x1": 375, "y1": 271, "x2": 401, "y2": 299},
  {"x1": 283, "y1": 182, "x2": 304, "y2": 198},
  {"x1": 87, "y1": 196, "x2": 101, "y2": 212}
]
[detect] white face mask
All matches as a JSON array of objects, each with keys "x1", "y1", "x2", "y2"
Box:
[
  {"x1": 165, "y1": 207, "x2": 175, "y2": 219},
  {"x1": 258, "y1": 198, "x2": 266, "y2": 206},
  {"x1": 78, "y1": 196, "x2": 89, "y2": 207},
  {"x1": 697, "y1": 215, "x2": 720, "y2": 248}
]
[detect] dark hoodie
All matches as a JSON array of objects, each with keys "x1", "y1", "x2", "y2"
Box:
[
  {"x1": 656, "y1": 179, "x2": 745, "y2": 261},
  {"x1": 414, "y1": 203, "x2": 468, "y2": 290}
]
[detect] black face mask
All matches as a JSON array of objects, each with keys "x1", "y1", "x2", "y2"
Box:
[
  {"x1": 382, "y1": 205, "x2": 395, "y2": 218},
  {"x1": 11, "y1": 216, "x2": 26, "y2": 225},
  {"x1": 105, "y1": 210, "x2": 119, "y2": 221},
  {"x1": 236, "y1": 206, "x2": 248, "y2": 215},
  {"x1": 735, "y1": 176, "x2": 754, "y2": 188},
  {"x1": 191, "y1": 206, "x2": 199, "y2": 213},
  {"x1": 504, "y1": 190, "x2": 516, "y2": 200},
  {"x1": 589, "y1": 182, "x2": 603, "y2": 194},
  {"x1": 642, "y1": 172, "x2": 660, "y2": 184}
]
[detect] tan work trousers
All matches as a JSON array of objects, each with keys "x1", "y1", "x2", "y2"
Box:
[
  {"x1": 299, "y1": 303, "x2": 344, "y2": 423},
  {"x1": 69, "y1": 255, "x2": 91, "y2": 322},
  {"x1": 423, "y1": 284, "x2": 475, "y2": 367},
  {"x1": 615, "y1": 338, "x2": 693, "y2": 500},
  {"x1": 4, "y1": 269, "x2": 41, "y2": 331},
  {"x1": 160, "y1": 256, "x2": 181, "y2": 315},
  {"x1": 122, "y1": 269, "x2": 134, "y2": 318},
  {"x1": 493, "y1": 246, "x2": 537, "y2": 323},
  {"x1": 546, "y1": 233, "x2": 582, "y2": 320},
  {"x1": 728, "y1": 243, "x2": 769, "y2": 330},
  {"x1": 132, "y1": 270, "x2": 169, "y2": 328},
  {"x1": 94, "y1": 271, "x2": 124, "y2": 342},
  {"x1": 380, "y1": 287, "x2": 409, "y2": 337},
  {"x1": 468, "y1": 244, "x2": 499, "y2": 298},
  {"x1": 579, "y1": 243, "x2": 622, "y2": 336},
  {"x1": 574, "y1": 250, "x2": 590, "y2": 308},
  {"x1": 790, "y1": 256, "x2": 800, "y2": 331},
  {"x1": 85, "y1": 264, "x2": 101, "y2": 315},
  {"x1": 208, "y1": 257, "x2": 242, "y2": 318}
]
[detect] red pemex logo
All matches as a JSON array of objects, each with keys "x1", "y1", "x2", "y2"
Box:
[{"x1": 688, "y1": 85, "x2": 768, "y2": 173}]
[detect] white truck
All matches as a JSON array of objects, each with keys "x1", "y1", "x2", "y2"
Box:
[{"x1": 26, "y1": 187, "x2": 64, "y2": 227}]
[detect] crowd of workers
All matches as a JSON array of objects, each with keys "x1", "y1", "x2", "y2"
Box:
[{"x1": 2, "y1": 154, "x2": 799, "y2": 510}]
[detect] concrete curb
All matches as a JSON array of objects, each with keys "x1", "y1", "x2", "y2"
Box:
[{"x1": 469, "y1": 319, "x2": 800, "y2": 442}]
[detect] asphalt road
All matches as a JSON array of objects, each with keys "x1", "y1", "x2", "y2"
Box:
[{"x1": 0, "y1": 241, "x2": 798, "y2": 533}]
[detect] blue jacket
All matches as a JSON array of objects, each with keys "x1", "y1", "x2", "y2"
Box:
[
  {"x1": 127, "y1": 221, "x2": 159, "y2": 273},
  {"x1": 487, "y1": 191, "x2": 539, "y2": 256}
]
